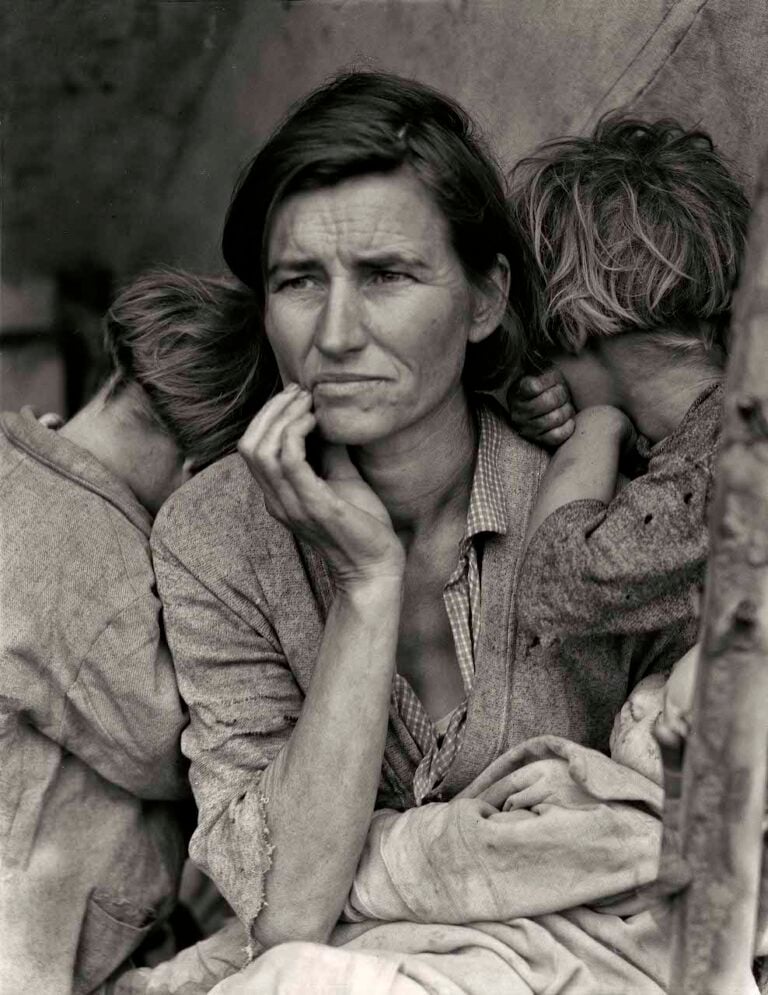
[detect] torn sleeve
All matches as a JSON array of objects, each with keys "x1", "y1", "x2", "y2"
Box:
[
  {"x1": 152, "y1": 533, "x2": 303, "y2": 930},
  {"x1": 517, "y1": 450, "x2": 713, "y2": 638}
]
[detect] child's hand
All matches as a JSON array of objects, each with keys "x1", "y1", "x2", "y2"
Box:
[{"x1": 507, "y1": 368, "x2": 575, "y2": 448}]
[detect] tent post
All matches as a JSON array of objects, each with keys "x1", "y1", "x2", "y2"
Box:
[{"x1": 668, "y1": 155, "x2": 768, "y2": 992}]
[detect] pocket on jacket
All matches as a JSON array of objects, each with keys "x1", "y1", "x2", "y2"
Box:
[{"x1": 73, "y1": 891, "x2": 158, "y2": 995}]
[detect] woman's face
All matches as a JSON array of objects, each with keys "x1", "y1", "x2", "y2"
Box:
[{"x1": 264, "y1": 169, "x2": 505, "y2": 447}]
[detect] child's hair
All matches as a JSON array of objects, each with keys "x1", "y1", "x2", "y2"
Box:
[
  {"x1": 509, "y1": 115, "x2": 750, "y2": 368},
  {"x1": 104, "y1": 269, "x2": 279, "y2": 468}
]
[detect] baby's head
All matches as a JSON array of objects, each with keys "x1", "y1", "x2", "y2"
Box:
[
  {"x1": 509, "y1": 116, "x2": 749, "y2": 399},
  {"x1": 610, "y1": 645, "x2": 700, "y2": 782}
]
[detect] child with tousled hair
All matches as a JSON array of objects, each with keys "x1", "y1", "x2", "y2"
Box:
[
  {"x1": 0, "y1": 270, "x2": 276, "y2": 994},
  {"x1": 507, "y1": 116, "x2": 749, "y2": 675}
]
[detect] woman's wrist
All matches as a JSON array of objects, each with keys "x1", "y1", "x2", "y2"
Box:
[{"x1": 335, "y1": 562, "x2": 406, "y2": 607}]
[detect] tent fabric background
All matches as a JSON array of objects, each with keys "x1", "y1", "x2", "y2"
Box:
[{"x1": 5, "y1": 0, "x2": 767, "y2": 283}]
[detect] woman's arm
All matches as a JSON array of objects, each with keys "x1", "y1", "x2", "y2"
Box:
[
  {"x1": 155, "y1": 385, "x2": 406, "y2": 950},
  {"x1": 255, "y1": 575, "x2": 401, "y2": 947},
  {"x1": 236, "y1": 386, "x2": 407, "y2": 948}
]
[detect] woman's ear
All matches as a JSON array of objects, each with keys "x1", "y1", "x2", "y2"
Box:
[{"x1": 468, "y1": 254, "x2": 511, "y2": 344}]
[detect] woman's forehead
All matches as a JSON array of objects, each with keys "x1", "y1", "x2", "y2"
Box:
[{"x1": 267, "y1": 170, "x2": 453, "y2": 268}]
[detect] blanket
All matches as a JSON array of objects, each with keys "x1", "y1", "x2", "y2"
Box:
[{"x1": 118, "y1": 737, "x2": 762, "y2": 994}]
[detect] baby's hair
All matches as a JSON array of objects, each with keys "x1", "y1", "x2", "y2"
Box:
[
  {"x1": 509, "y1": 115, "x2": 750, "y2": 366},
  {"x1": 104, "y1": 269, "x2": 279, "y2": 468}
]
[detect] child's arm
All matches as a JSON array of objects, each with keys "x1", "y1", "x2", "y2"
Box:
[
  {"x1": 523, "y1": 405, "x2": 635, "y2": 550},
  {"x1": 518, "y1": 406, "x2": 716, "y2": 638}
]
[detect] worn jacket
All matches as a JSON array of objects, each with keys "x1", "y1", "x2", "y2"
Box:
[
  {"x1": 151, "y1": 406, "x2": 677, "y2": 935},
  {"x1": 518, "y1": 384, "x2": 721, "y2": 642},
  {"x1": 0, "y1": 409, "x2": 190, "y2": 995}
]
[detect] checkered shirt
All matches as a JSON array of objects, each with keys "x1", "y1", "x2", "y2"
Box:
[{"x1": 391, "y1": 405, "x2": 507, "y2": 805}]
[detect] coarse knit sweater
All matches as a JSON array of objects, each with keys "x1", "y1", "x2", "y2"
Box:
[
  {"x1": 151, "y1": 402, "x2": 682, "y2": 933},
  {"x1": 0, "y1": 409, "x2": 190, "y2": 995}
]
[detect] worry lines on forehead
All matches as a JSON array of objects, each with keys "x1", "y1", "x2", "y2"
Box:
[{"x1": 267, "y1": 249, "x2": 434, "y2": 281}]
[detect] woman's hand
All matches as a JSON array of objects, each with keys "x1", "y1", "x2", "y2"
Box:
[
  {"x1": 238, "y1": 384, "x2": 405, "y2": 586},
  {"x1": 507, "y1": 368, "x2": 576, "y2": 448}
]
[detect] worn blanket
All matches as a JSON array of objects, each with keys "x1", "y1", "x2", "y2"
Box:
[{"x1": 119, "y1": 737, "x2": 762, "y2": 994}]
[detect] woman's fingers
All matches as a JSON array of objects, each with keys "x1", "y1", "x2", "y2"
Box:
[
  {"x1": 238, "y1": 382, "x2": 304, "y2": 455},
  {"x1": 237, "y1": 385, "x2": 401, "y2": 577},
  {"x1": 239, "y1": 388, "x2": 311, "y2": 473}
]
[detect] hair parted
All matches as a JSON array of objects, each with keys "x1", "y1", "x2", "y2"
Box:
[
  {"x1": 104, "y1": 269, "x2": 279, "y2": 468},
  {"x1": 509, "y1": 115, "x2": 750, "y2": 366},
  {"x1": 223, "y1": 70, "x2": 531, "y2": 389}
]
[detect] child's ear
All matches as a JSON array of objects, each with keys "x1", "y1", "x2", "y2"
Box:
[
  {"x1": 468, "y1": 254, "x2": 511, "y2": 344},
  {"x1": 181, "y1": 456, "x2": 197, "y2": 482}
]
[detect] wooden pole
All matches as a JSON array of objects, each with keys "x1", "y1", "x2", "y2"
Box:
[{"x1": 668, "y1": 156, "x2": 768, "y2": 992}]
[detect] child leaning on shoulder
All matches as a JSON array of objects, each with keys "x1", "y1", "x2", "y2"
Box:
[{"x1": 506, "y1": 115, "x2": 749, "y2": 687}]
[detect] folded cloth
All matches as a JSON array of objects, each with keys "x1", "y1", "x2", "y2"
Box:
[
  {"x1": 345, "y1": 735, "x2": 664, "y2": 925},
  {"x1": 204, "y1": 736, "x2": 759, "y2": 994},
  {"x1": 121, "y1": 737, "x2": 763, "y2": 994}
]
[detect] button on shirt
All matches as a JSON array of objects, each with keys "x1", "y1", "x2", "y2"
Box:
[{"x1": 391, "y1": 405, "x2": 507, "y2": 804}]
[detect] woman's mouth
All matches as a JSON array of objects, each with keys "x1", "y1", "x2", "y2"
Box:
[{"x1": 312, "y1": 376, "x2": 387, "y2": 397}]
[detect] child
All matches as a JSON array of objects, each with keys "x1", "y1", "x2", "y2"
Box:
[
  {"x1": 0, "y1": 270, "x2": 277, "y2": 995},
  {"x1": 507, "y1": 118, "x2": 749, "y2": 686}
]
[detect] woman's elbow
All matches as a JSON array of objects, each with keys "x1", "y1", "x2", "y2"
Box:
[{"x1": 250, "y1": 906, "x2": 337, "y2": 951}]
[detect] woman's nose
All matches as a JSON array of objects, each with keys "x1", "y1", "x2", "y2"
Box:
[{"x1": 313, "y1": 280, "x2": 366, "y2": 356}]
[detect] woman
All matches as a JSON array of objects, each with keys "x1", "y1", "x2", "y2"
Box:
[{"x1": 151, "y1": 72, "x2": 657, "y2": 956}]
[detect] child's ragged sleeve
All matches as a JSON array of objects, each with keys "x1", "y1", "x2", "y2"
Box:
[{"x1": 517, "y1": 449, "x2": 712, "y2": 638}]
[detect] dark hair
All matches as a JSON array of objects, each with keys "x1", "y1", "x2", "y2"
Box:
[
  {"x1": 223, "y1": 71, "x2": 530, "y2": 389},
  {"x1": 509, "y1": 115, "x2": 750, "y2": 367},
  {"x1": 104, "y1": 269, "x2": 279, "y2": 468}
]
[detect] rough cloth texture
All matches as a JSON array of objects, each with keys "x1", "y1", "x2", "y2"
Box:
[
  {"x1": 393, "y1": 405, "x2": 508, "y2": 804},
  {"x1": 0, "y1": 409, "x2": 190, "y2": 995},
  {"x1": 517, "y1": 384, "x2": 721, "y2": 645},
  {"x1": 201, "y1": 736, "x2": 761, "y2": 995},
  {"x1": 109, "y1": 707, "x2": 768, "y2": 993},
  {"x1": 151, "y1": 403, "x2": 680, "y2": 935}
]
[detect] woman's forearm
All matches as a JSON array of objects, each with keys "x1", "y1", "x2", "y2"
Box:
[{"x1": 252, "y1": 573, "x2": 403, "y2": 948}]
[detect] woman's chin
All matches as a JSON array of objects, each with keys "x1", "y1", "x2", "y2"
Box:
[{"x1": 314, "y1": 407, "x2": 395, "y2": 447}]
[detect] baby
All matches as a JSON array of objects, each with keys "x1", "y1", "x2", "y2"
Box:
[{"x1": 610, "y1": 643, "x2": 698, "y2": 785}]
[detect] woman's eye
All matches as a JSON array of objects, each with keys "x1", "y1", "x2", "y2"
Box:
[
  {"x1": 276, "y1": 275, "x2": 319, "y2": 292},
  {"x1": 369, "y1": 270, "x2": 412, "y2": 286}
]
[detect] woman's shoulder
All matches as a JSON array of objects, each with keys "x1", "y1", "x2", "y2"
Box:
[
  {"x1": 152, "y1": 452, "x2": 280, "y2": 557},
  {"x1": 156, "y1": 453, "x2": 260, "y2": 526}
]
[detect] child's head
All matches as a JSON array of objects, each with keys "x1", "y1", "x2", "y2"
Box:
[
  {"x1": 103, "y1": 269, "x2": 279, "y2": 470},
  {"x1": 510, "y1": 116, "x2": 749, "y2": 373}
]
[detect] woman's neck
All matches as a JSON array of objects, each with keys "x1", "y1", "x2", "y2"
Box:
[{"x1": 351, "y1": 387, "x2": 477, "y2": 537}]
